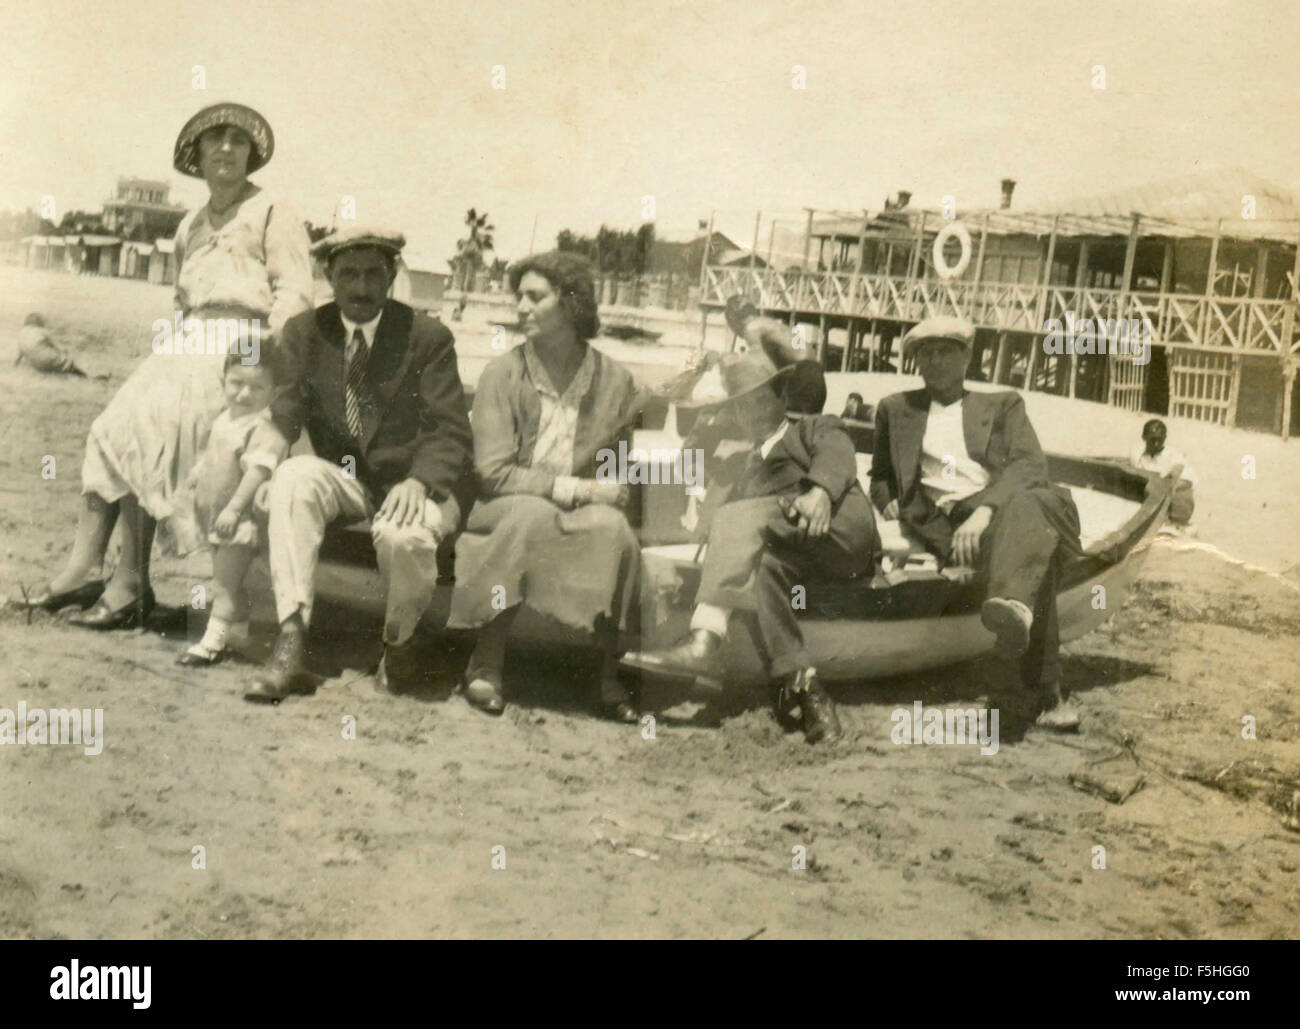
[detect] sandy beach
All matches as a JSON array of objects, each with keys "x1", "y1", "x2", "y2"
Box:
[{"x1": 1, "y1": 265, "x2": 1297, "y2": 939}]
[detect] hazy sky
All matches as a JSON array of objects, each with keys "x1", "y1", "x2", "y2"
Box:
[{"x1": 2, "y1": 0, "x2": 1297, "y2": 267}]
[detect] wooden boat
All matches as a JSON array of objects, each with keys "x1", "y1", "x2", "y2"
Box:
[{"x1": 301, "y1": 390, "x2": 1174, "y2": 684}]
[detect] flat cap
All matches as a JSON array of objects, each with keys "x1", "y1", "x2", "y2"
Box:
[
  {"x1": 312, "y1": 226, "x2": 407, "y2": 262},
  {"x1": 901, "y1": 315, "x2": 976, "y2": 359}
]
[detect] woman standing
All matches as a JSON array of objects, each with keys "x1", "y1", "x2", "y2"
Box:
[
  {"x1": 19, "y1": 103, "x2": 312, "y2": 628},
  {"x1": 448, "y1": 252, "x2": 641, "y2": 721}
]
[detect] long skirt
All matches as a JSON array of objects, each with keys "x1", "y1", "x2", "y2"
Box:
[
  {"x1": 446, "y1": 494, "x2": 640, "y2": 634},
  {"x1": 80, "y1": 347, "x2": 227, "y2": 557}
]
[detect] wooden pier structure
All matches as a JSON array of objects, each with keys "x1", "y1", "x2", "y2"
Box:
[{"x1": 699, "y1": 172, "x2": 1300, "y2": 438}]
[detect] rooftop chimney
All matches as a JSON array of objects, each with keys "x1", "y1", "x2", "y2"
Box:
[{"x1": 1000, "y1": 178, "x2": 1016, "y2": 210}]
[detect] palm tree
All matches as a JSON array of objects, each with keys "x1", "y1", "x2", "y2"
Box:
[{"x1": 451, "y1": 208, "x2": 495, "y2": 292}]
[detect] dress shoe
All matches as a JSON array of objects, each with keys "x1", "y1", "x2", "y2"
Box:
[
  {"x1": 66, "y1": 587, "x2": 155, "y2": 631},
  {"x1": 981, "y1": 597, "x2": 1033, "y2": 658},
  {"x1": 464, "y1": 676, "x2": 505, "y2": 716},
  {"x1": 244, "y1": 629, "x2": 313, "y2": 704},
  {"x1": 784, "y1": 667, "x2": 842, "y2": 744},
  {"x1": 602, "y1": 698, "x2": 639, "y2": 724},
  {"x1": 620, "y1": 629, "x2": 723, "y2": 680},
  {"x1": 773, "y1": 679, "x2": 803, "y2": 731},
  {"x1": 598, "y1": 678, "x2": 639, "y2": 724},
  {"x1": 177, "y1": 645, "x2": 225, "y2": 667},
  {"x1": 15, "y1": 579, "x2": 104, "y2": 613},
  {"x1": 376, "y1": 636, "x2": 426, "y2": 693}
]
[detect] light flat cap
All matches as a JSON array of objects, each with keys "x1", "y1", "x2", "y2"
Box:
[
  {"x1": 312, "y1": 226, "x2": 407, "y2": 262},
  {"x1": 901, "y1": 315, "x2": 976, "y2": 359}
]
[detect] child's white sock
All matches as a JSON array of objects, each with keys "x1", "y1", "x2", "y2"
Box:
[{"x1": 191, "y1": 616, "x2": 232, "y2": 657}]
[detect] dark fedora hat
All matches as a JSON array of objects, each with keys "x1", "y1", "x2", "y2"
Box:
[
  {"x1": 679, "y1": 348, "x2": 792, "y2": 409},
  {"x1": 173, "y1": 102, "x2": 274, "y2": 178}
]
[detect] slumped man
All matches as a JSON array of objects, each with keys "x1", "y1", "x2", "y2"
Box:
[
  {"x1": 247, "y1": 227, "x2": 474, "y2": 702},
  {"x1": 624, "y1": 348, "x2": 878, "y2": 744}
]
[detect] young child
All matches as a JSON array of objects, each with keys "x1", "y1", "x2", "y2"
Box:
[{"x1": 176, "y1": 352, "x2": 289, "y2": 666}]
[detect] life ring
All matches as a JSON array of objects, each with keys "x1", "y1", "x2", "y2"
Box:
[{"x1": 932, "y1": 220, "x2": 972, "y2": 281}]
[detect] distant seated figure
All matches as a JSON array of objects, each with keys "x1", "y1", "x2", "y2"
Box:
[
  {"x1": 724, "y1": 295, "x2": 826, "y2": 414},
  {"x1": 841, "y1": 392, "x2": 872, "y2": 421},
  {"x1": 16, "y1": 314, "x2": 89, "y2": 377},
  {"x1": 1130, "y1": 418, "x2": 1195, "y2": 526}
]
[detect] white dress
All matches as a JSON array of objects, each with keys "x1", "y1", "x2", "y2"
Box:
[{"x1": 79, "y1": 186, "x2": 311, "y2": 553}]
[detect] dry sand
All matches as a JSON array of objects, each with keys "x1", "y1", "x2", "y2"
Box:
[{"x1": 1, "y1": 266, "x2": 1297, "y2": 939}]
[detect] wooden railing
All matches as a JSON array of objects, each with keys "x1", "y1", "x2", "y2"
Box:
[{"x1": 704, "y1": 265, "x2": 1300, "y2": 355}]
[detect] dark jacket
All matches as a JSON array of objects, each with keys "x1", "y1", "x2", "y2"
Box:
[
  {"x1": 868, "y1": 388, "x2": 1052, "y2": 554},
  {"x1": 271, "y1": 300, "x2": 474, "y2": 515},
  {"x1": 732, "y1": 414, "x2": 862, "y2": 505}
]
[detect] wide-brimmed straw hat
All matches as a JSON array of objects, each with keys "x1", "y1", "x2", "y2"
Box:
[
  {"x1": 901, "y1": 315, "x2": 975, "y2": 360},
  {"x1": 679, "y1": 348, "x2": 792, "y2": 409},
  {"x1": 173, "y1": 102, "x2": 274, "y2": 178}
]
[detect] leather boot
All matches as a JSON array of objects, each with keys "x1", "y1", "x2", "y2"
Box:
[
  {"x1": 785, "y1": 667, "x2": 842, "y2": 744},
  {"x1": 244, "y1": 626, "x2": 313, "y2": 703},
  {"x1": 377, "y1": 635, "x2": 427, "y2": 693}
]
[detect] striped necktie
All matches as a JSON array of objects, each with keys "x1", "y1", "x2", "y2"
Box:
[{"x1": 345, "y1": 327, "x2": 368, "y2": 440}]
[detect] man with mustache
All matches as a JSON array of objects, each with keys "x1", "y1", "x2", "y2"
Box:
[{"x1": 246, "y1": 227, "x2": 474, "y2": 702}]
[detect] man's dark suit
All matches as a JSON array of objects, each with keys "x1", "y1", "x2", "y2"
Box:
[
  {"x1": 868, "y1": 388, "x2": 1082, "y2": 687},
  {"x1": 264, "y1": 299, "x2": 474, "y2": 641},
  {"x1": 699, "y1": 414, "x2": 877, "y2": 678},
  {"x1": 272, "y1": 299, "x2": 475, "y2": 515}
]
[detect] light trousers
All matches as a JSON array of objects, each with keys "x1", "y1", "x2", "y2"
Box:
[{"x1": 266, "y1": 455, "x2": 456, "y2": 644}]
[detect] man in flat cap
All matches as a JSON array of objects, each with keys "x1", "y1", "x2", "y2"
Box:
[
  {"x1": 869, "y1": 316, "x2": 1083, "y2": 729},
  {"x1": 246, "y1": 227, "x2": 474, "y2": 702},
  {"x1": 623, "y1": 348, "x2": 877, "y2": 744}
]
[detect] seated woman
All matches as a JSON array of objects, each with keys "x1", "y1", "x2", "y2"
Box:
[
  {"x1": 447, "y1": 252, "x2": 641, "y2": 722},
  {"x1": 15, "y1": 102, "x2": 311, "y2": 626}
]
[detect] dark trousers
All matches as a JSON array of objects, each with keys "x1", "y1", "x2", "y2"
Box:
[
  {"x1": 698, "y1": 488, "x2": 877, "y2": 678},
  {"x1": 947, "y1": 486, "x2": 1081, "y2": 689}
]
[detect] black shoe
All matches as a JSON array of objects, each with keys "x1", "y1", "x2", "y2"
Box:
[
  {"x1": 599, "y1": 678, "x2": 640, "y2": 724},
  {"x1": 14, "y1": 579, "x2": 105, "y2": 613},
  {"x1": 773, "y1": 679, "x2": 803, "y2": 732},
  {"x1": 376, "y1": 636, "x2": 426, "y2": 693},
  {"x1": 784, "y1": 668, "x2": 842, "y2": 745},
  {"x1": 245, "y1": 629, "x2": 313, "y2": 704},
  {"x1": 66, "y1": 587, "x2": 155, "y2": 631},
  {"x1": 621, "y1": 629, "x2": 723, "y2": 681}
]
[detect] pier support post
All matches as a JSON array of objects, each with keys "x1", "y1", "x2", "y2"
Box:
[{"x1": 993, "y1": 332, "x2": 1011, "y2": 385}]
